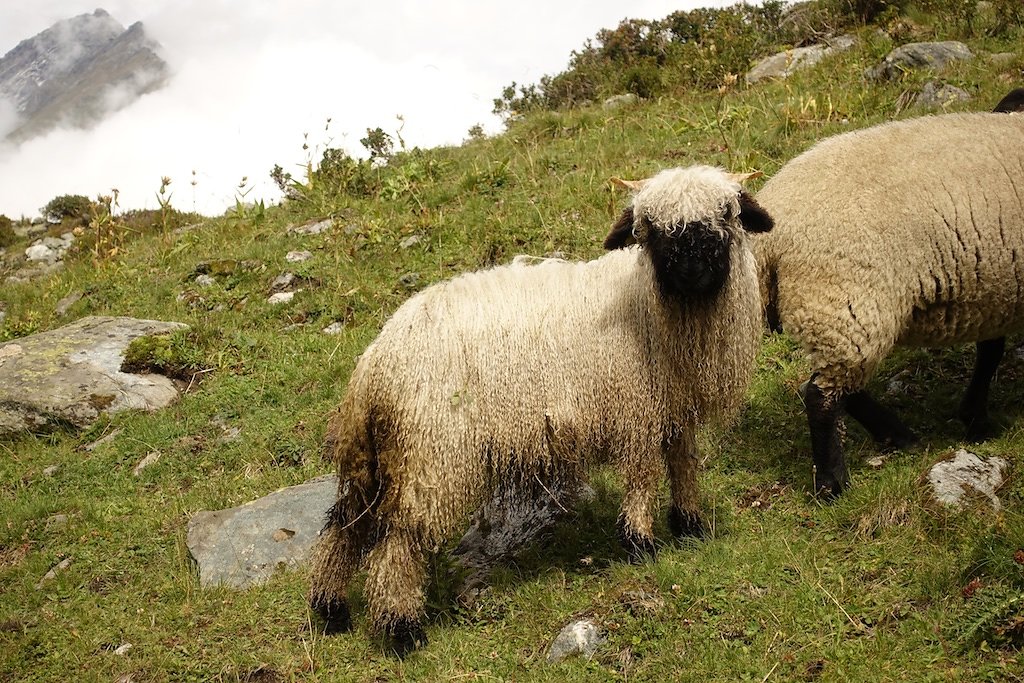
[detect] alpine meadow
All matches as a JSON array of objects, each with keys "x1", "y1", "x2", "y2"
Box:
[{"x1": 2, "y1": 0, "x2": 1024, "y2": 680}]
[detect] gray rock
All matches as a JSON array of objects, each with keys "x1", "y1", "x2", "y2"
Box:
[
  {"x1": 322, "y1": 321, "x2": 345, "y2": 335},
  {"x1": 866, "y1": 456, "x2": 887, "y2": 469},
  {"x1": 42, "y1": 465, "x2": 60, "y2": 476},
  {"x1": 25, "y1": 244, "x2": 56, "y2": 262},
  {"x1": 270, "y1": 272, "x2": 297, "y2": 292},
  {"x1": 547, "y1": 620, "x2": 605, "y2": 662},
  {"x1": 55, "y1": 290, "x2": 84, "y2": 316},
  {"x1": 218, "y1": 426, "x2": 242, "y2": 444},
  {"x1": 186, "y1": 475, "x2": 338, "y2": 588},
  {"x1": 988, "y1": 52, "x2": 1017, "y2": 65},
  {"x1": 46, "y1": 513, "x2": 69, "y2": 527},
  {"x1": 6, "y1": 260, "x2": 64, "y2": 284},
  {"x1": 285, "y1": 250, "x2": 313, "y2": 263},
  {"x1": 399, "y1": 272, "x2": 421, "y2": 289},
  {"x1": 0, "y1": 316, "x2": 188, "y2": 437},
  {"x1": 288, "y1": 218, "x2": 332, "y2": 236},
  {"x1": 194, "y1": 274, "x2": 216, "y2": 288},
  {"x1": 132, "y1": 451, "x2": 161, "y2": 477},
  {"x1": 915, "y1": 81, "x2": 970, "y2": 109},
  {"x1": 36, "y1": 557, "x2": 72, "y2": 588},
  {"x1": 268, "y1": 291, "x2": 296, "y2": 305},
  {"x1": 399, "y1": 234, "x2": 422, "y2": 250},
  {"x1": 927, "y1": 449, "x2": 1008, "y2": 510},
  {"x1": 602, "y1": 93, "x2": 639, "y2": 109},
  {"x1": 113, "y1": 643, "x2": 133, "y2": 656},
  {"x1": 454, "y1": 481, "x2": 594, "y2": 602},
  {"x1": 866, "y1": 41, "x2": 974, "y2": 80},
  {"x1": 83, "y1": 428, "x2": 122, "y2": 451},
  {"x1": 886, "y1": 370, "x2": 910, "y2": 395},
  {"x1": 746, "y1": 35, "x2": 857, "y2": 84}
]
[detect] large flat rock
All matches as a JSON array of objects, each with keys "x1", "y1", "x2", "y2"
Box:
[
  {"x1": 0, "y1": 316, "x2": 187, "y2": 437},
  {"x1": 187, "y1": 475, "x2": 338, "y2": 588}
]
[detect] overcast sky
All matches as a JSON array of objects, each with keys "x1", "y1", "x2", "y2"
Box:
[{"x1": 0, "y1": 1, "x2": 739, "y2": 218}]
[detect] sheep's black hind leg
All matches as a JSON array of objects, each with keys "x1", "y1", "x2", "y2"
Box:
[
  {"x1": 804, "y1": 378, "x2": 850, "y2": 498},
  {"x1": 310, "y1": 594, "x2": 352, "y2": 635},
  {"x1": 364, "y1": 526, "x2": 430, "y2": 657},
  {"x1": 309, "y1": 501, "x2": 367, "y2": 635},
  {"x1": 959, "y1": 337, "x2": 1004, "y2": 441},
  {"x1": 845, "y1": 389, "x2": 917, "y2": 450}
]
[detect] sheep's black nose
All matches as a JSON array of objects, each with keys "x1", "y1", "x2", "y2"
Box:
[{"x1": 647, "y1": 223, "x2": 731, "y2": 303}]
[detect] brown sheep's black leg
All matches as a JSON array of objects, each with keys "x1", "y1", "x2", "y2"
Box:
[
  {"x1": 803, "y1": 378, "x2": 850, "y2": 498},
  {"x1": 959, "y1": 337, "x2": 1004, "y2": 441},
  {"x1": 844, "y1": 389, "x2": 917, "y2": 450}
]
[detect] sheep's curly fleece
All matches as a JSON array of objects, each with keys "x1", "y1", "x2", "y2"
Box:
[
  {"x1": 755, "y1": 111, "x2": 1024, "y2": 397},
  {"x1": 311, "y1": 166, "x2": 766, "y2": 634}
]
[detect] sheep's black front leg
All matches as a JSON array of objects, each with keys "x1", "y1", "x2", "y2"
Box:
[
  {"x1": 959, "y1": 337, "x2": 1004, "y2": 441},
  {"x1": 664, "y1": 434, "x2": 705, "y2": 540},
  {"x1": 804, "y1": 378, "x2": 850, "y2": 498},
  {"x1": 844, "y1": 389, "x2": 917, "y2": 450}
]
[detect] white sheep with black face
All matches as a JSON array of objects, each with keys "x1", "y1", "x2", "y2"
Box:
[
  {"x1": 755, "y1": 103, "x2": 1024, "y2": 497},
  {"x1": 309, "y1": 165, "x2": 773, "y2": 655}
]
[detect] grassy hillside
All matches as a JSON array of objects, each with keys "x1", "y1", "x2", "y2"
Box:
[{"x1": 2, "y1": 2, "x2": 1024, "y2": 681}]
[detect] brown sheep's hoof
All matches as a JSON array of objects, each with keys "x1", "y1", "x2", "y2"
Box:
[
  {"x1": 668, "y1": 507, "x2": 706, "y2": 540},
  {"x1": 617, "y1": 518, "x2": 657, "y2": 563},
  {"x1": 387, "y1": 618, "x2": 428, "y2": 658},
  {"x1": 311, "y1": 596, "x2": 352, "y2": 634}
]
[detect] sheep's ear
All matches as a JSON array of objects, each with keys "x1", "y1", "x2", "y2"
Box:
[
  {"x1": 737, "y1": 190, "x2": 773, "y2": 233},
  {"x1": 610, "y1": 177, "x2": 648, "y2": 192},
  {"x1": 604, "y1": 207, "x2": 637, "y2": 250},
  {"x1": 727, "y1": 170, "x2": 763, "y2": 185}
]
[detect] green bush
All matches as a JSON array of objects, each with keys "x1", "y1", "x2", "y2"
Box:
[
  {"x1": 41, "y1": 194, "x2": 92, "y2": 224},
  {"x1": 0, "y1": 214, "x2": 14, "y2": 248}
]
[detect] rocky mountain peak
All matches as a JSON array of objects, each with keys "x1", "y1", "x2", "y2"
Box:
[{"x1": 0, "y1": 8, "x2": 169, "y2": 143}]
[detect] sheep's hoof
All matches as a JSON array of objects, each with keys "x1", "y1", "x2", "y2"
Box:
[
  {"x1": 812, "y1": 471, "x2": 847, "y2": 500},
  {"x1": 879, "y1": 429, "x2": 918, "y2": 452},
  {"x1": 668, "y1": 507, "x2": 706, "y2": 540},
  {"x1": 386, "y1": 618, "x2": 428, "y2": 658},
  {"x1": 962, "y1": 415, "x2": 998, "y2": 442},
  {"x1": 311, "y1": 595, "x2": 352, "y2": 635},
  {"x1": 617, "y1": 519, "x2": 657, "y2": 563}
]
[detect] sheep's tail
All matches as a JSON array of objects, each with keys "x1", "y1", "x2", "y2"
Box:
[
  {"x1": 310, "y1": 384, "x2": 384, "y2": 606},
  {"x1": 323, "y1": 384, "x2": 385, "y2": 541}
]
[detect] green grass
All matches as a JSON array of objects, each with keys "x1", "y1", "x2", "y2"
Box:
[{"x1": 2, "y1": 15, "x2": 1024, "y2": 682}]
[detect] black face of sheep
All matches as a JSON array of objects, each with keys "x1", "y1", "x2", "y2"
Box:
[
  {"x1": 606, "y1": 177, "x2": 773, "y2": 306},
  {"x1": 646, "y1": 217, "x2": 733, "y2": 302}
]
